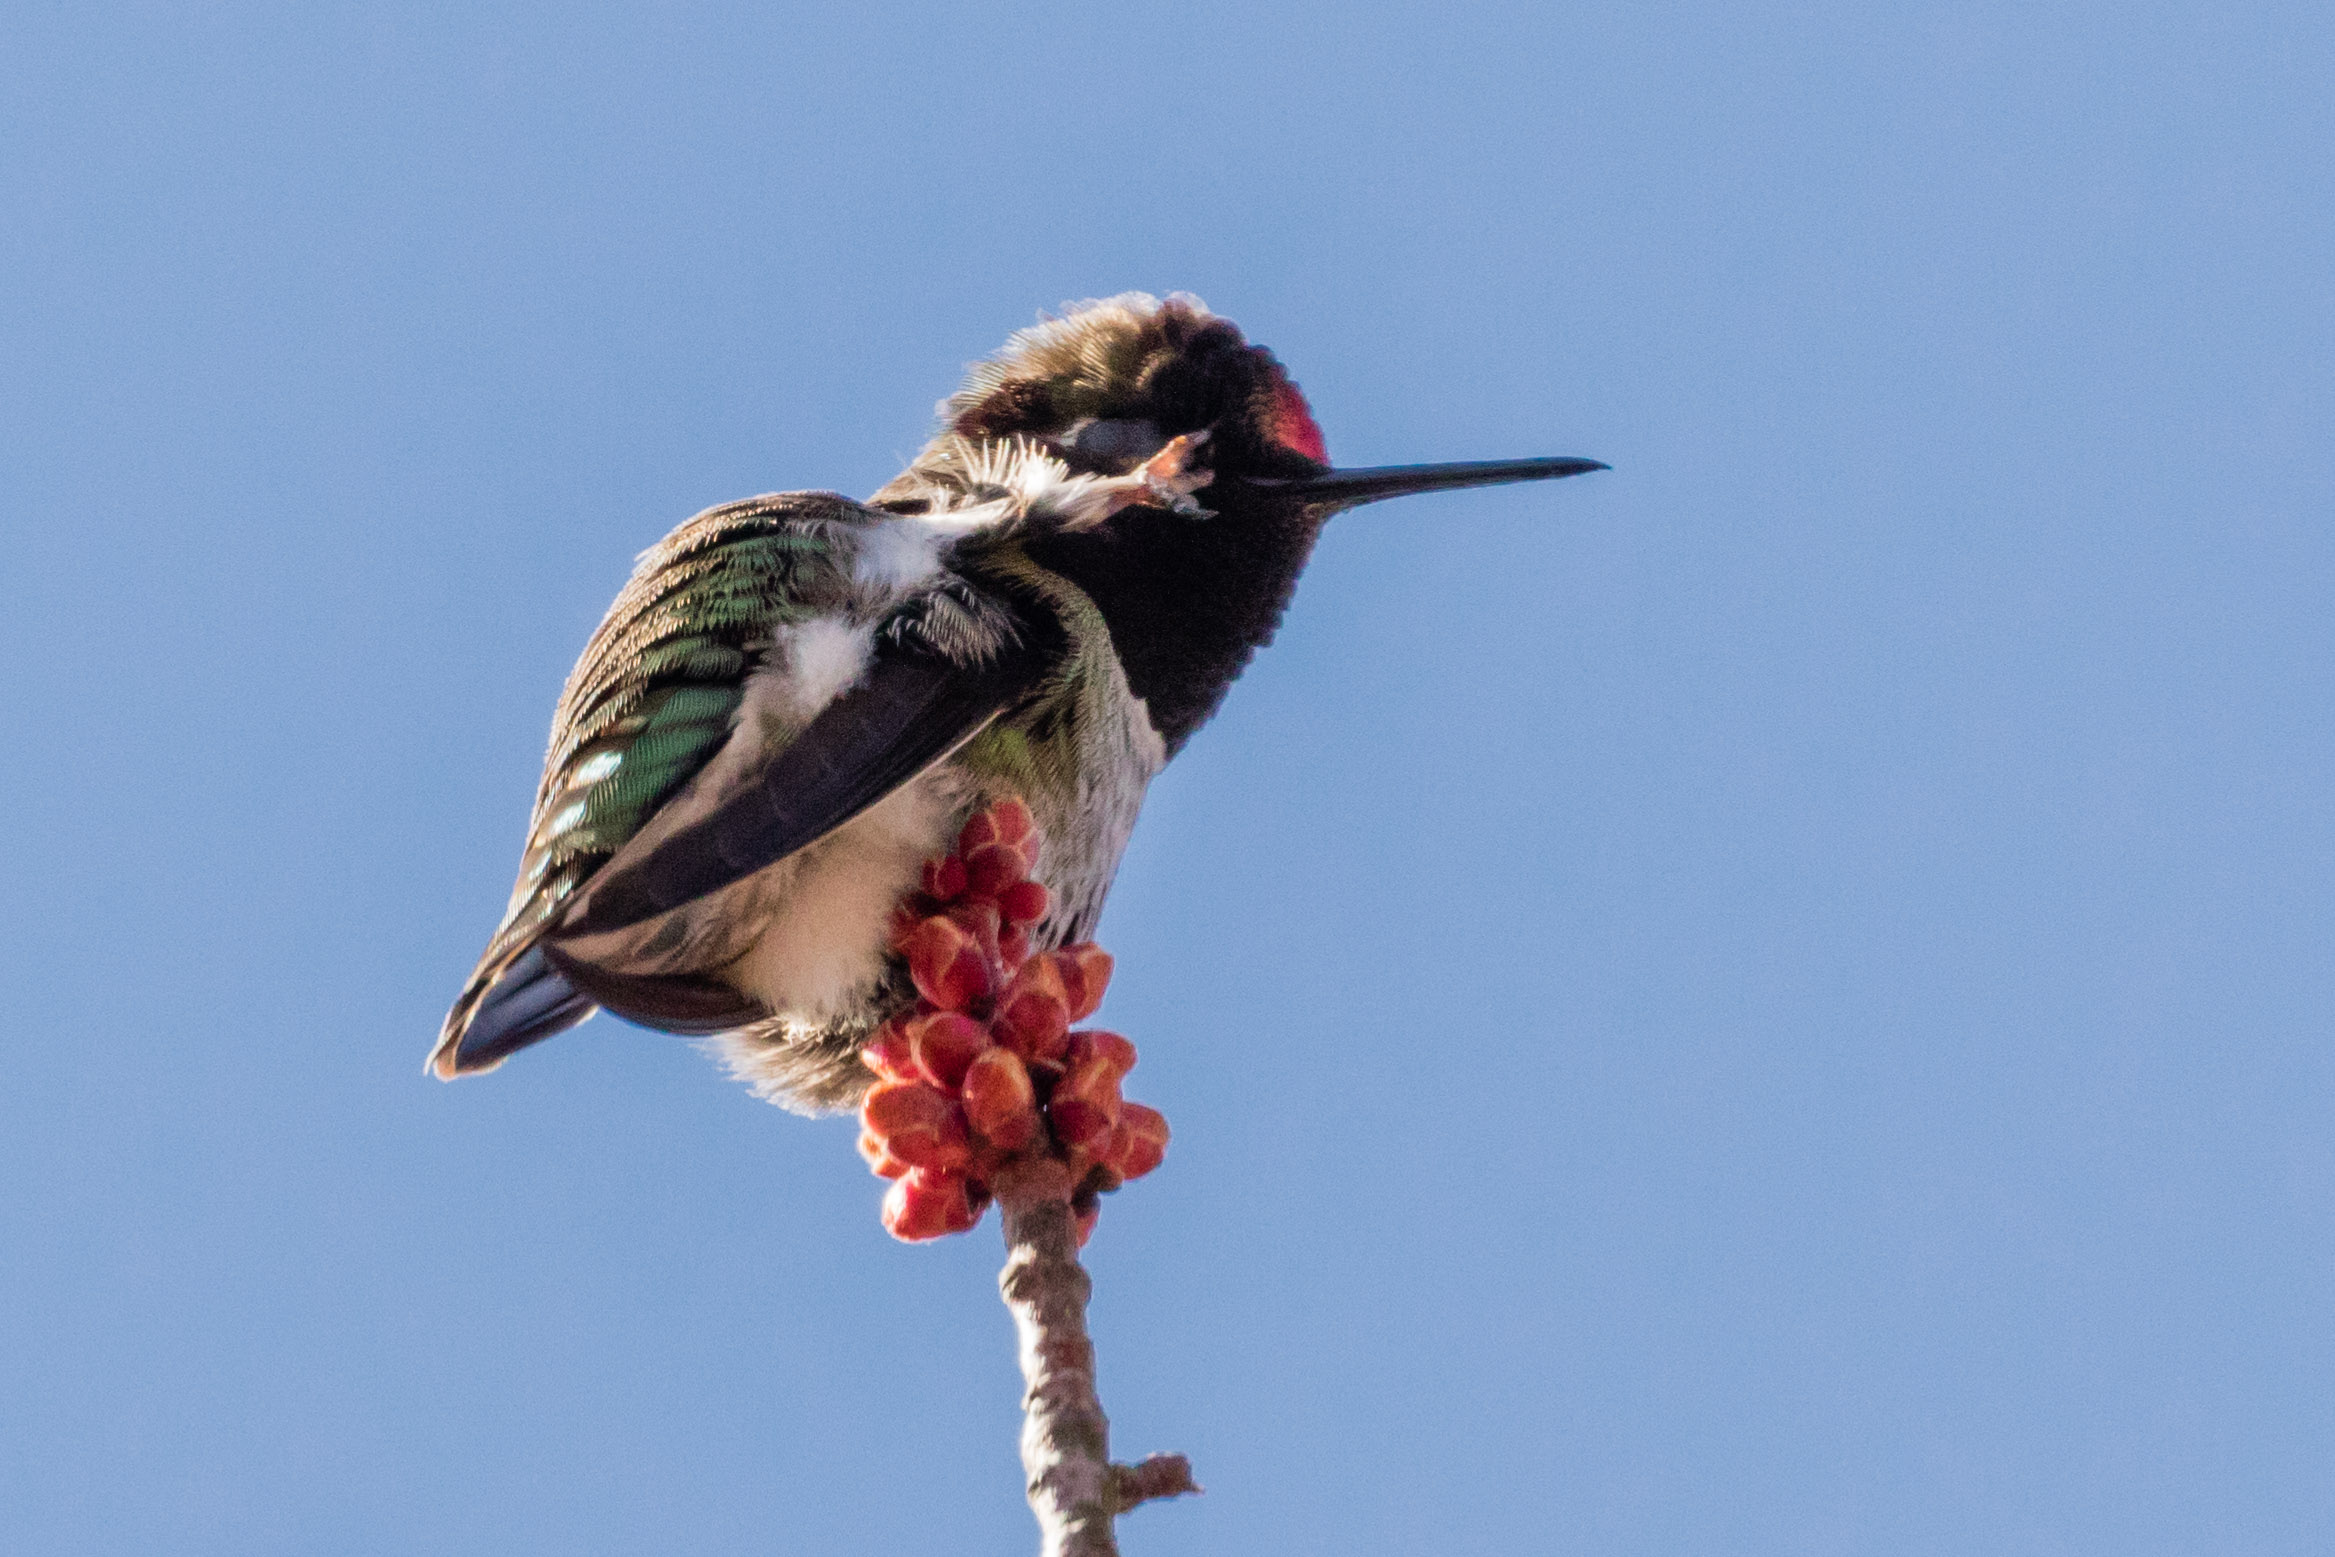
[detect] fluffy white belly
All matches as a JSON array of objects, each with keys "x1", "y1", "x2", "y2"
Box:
[{"x1": 716, "y1": 769, "x2": 967, "y2": 1022}]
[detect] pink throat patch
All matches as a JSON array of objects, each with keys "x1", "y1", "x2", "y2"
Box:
[{"x1": 1267, "y1": 378, "x2": 1329, "y2": 464}]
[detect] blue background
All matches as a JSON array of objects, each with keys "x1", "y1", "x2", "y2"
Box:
[{"x1": 4, "y1": 3, "x2": 2330, "y2": 1551}]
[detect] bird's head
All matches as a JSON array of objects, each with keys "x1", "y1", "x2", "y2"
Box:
[
  {"x1": 875, "y1": 292, "x2": 1602, "y2": 528},
  {"x1": 873, "y1": 293, "x2": 1604, "y2": 752},
  {"x1": 873, "y1": 292, "x2": 1329, "y2": 514}
]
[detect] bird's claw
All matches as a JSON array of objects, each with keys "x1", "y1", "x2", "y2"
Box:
[{"x1": 1137, "y1": 430, "x2": 1215, "y2": 515}]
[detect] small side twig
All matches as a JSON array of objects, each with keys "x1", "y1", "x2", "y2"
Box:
[
  {"x1": 994, "y1": 1158, "x2": 1198, "y2": 1556},
  {"x1": 1105, "y1": 1454, "x2": 1201, "y2": 1515}
]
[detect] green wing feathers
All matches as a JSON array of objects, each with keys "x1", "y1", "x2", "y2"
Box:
[{"x1": 436, "y1": 493, "x2": 868, "y2": 1070}]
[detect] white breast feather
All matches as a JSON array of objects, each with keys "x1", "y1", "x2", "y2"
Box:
[{"x1": 719, "y1": 770, "x2": 968, "y2": 1020}]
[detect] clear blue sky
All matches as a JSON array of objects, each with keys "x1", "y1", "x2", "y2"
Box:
[{"x1": 4, "y1": 3, "x2": 2330, "y2": 1552}]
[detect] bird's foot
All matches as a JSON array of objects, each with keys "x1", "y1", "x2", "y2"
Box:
[
  {"x1": 1134, "y1": 429, "x2": 1215, "y2": 515},
  {"x1": 1053, "y1": 429, "x2": 1217, "y2": 528}
]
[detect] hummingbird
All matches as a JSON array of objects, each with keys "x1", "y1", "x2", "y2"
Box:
[{"x1": 432, "y1": 294, "x2": 1603, "y2": 1109}]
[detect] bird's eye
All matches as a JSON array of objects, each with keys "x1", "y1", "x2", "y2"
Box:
[{"x1": 1059, "y1": 418, "x2": 1167, "y2": 466}]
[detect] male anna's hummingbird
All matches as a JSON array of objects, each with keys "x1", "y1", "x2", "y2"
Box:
[{"x1": 433, "y1": 294, "x2": 1603, "y2": 1108}]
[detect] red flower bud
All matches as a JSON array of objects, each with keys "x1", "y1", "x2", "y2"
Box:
[
  {"x1": 1049, "y1": 1048, "x2": 1125, "y2": 1152},
  {"x1": 992, "y1": 957, "x2": 1071, "y2": 1062},
  {"x1": 1104, "y1": 1102, "x2": 1169, "y2": 1180},
  {"x1": 858, "y1": 1129, "x2": 909, "y2": 1179},
  {"x1": 1055, "y1": 944, "x2": 1113, "y2": 1021},
  {"x1": 960, "y1": 798, "x2": 1037, "y2": 857},
  {"x1": 859, "y1": 1017, "x2": 921, "y2": 1083},
  {"x1": 920, "y1": 854, "x2": 969, "y2": 902},
  {"x1": 1066, "y1": 1029, "x2": 1138, "y2": 1081},
  {"x1": 906, "y1": 1011, "x2": 989, "y2": 1090},
  {"x1": 898, "y1": 915, "x2": 992, "y2": 1011},
  {"x1": 996, "y1": 878, "x2": 1050, "y2": 928},
  {"x1": 882, "y1": 1167, "x2": 984, "y2": 1241},
  {"x1": 867, "y1": 799, "x2": 1168, "y2": 1244},
  {"x1": 860, "y1": 1081, "x2": 971, "y2": 1172},
  {"x1": 944, "y1": 900, "x2": 1004, "y2": 967},
  {"x1": 991, "y1": 797, "x2": 1037, "y2": 847},
  {"x1": 960, "y1": 1047, "x2": 1041, "y2": 1150},
  {"x1": 963, "y1": 840, "x2": 1034, "y2": 898}
]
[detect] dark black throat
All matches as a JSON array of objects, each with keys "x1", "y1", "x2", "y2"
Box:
[{"x1": 1022, "y1": 487, "x2": 1327, "y2": 756}]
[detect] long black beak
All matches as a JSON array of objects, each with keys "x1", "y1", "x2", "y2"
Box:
[{"x1": 1244, "y1": 455, "x2": 1608, "y2": 510}]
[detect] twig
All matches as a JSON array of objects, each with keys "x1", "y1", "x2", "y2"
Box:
[
  {"x1": 1105, "y1": 1455, "x2": 1201, "y2": 1515},
  {"x1": 993, "y1": 1158, "x2": 1198, "y2": 1556}
]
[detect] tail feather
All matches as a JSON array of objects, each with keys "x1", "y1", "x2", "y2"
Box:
[{"x1": 431, "y1": 945, "x2": 597, "y2": 1077}]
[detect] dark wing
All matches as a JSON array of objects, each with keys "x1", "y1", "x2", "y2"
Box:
[
  {"x1": 434, "y1": 495, "x2": 1055, "y2": 1078},
  {"x1": 550, "y1": 644, "x2": 1040, "y2": 940},
  {"x1": 434, "y1": 493, "x2": 867, "y2": 1077}
]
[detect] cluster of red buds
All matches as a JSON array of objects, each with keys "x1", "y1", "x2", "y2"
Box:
[{"x1": 859, "y1": 799, "x2": 1169, "y2": 1243}]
